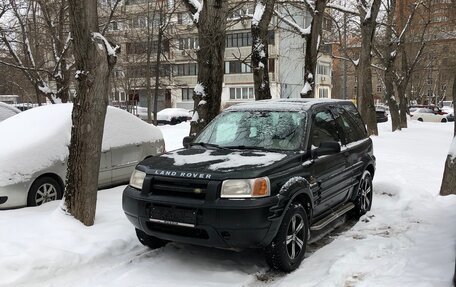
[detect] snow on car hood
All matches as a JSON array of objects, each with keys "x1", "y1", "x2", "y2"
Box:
[
  {"x1": 162, "y1": 149, "x2": 287, "y2": 171},
  {"x1": 0, "y1": 104, "x2": 162, "y2": 186}
]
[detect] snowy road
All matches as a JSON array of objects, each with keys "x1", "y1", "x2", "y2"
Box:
[{"x1": 1, "y1": 121, "x2": 455, "y2": 287}]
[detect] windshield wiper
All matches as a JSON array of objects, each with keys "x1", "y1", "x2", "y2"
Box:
[
  {"x1": 224, "y1": 145, "x2": 267, "y2": 151},
  {"x1": 189, "y1": 142, "x2": 228, "y2": 150}
]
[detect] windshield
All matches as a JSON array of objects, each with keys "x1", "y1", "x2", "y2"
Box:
[{"x1": 195, "y1": 111, "x2": 307, "y2": 151}]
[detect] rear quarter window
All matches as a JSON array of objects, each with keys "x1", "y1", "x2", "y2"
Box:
[{"x1": 338, "y1": 104, "x2": 368, "y2": 141}]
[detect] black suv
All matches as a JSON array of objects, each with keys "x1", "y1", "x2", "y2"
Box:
[{"x1": 123, "y1": 99, "x2": 375, "y2": 272}]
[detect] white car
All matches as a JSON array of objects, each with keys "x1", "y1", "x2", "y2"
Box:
[
  {"x1": 0, "y1": 104, "x2": 165, "y2": 209},
  {"x1": 0, "y1": 102, "x2": 21, "y2": 122},
  {"x1": 157, "y1": 108, "x2": 192, "y2": 125},
  {"x1": 409, "y1": 107, "x2": 448, "y2": 123}
]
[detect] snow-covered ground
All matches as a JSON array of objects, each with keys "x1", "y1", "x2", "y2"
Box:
[{"x1": 1, "y1": 121, "x2": 455, "y2": 287}]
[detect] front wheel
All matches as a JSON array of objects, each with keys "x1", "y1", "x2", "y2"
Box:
[
  {"x1": 351, "y1": 171, "x2": 373, "y2": 218},
  {"x1": 441, "y1": 118, "x2": 447, "y2": 123},
  {"x1": 135, "y1": 228, "x2": 168, "y2": 249},
  {"x1": 264, "y1": 203, "x2": 309, "y2": 272},
  {"x1": 27, "y1": 176, "x2": 63, "y2": 206}
]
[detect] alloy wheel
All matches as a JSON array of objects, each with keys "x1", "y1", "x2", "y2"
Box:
[
  {"x1": 286, "y1": 214, "x2": 305, "y2": 260},
  {"x1": 35, "y1": 183, "x2": 58, "y2": 205},
  {"x1": 359, "y1": 176, "x2": 372, "y2": 212}
]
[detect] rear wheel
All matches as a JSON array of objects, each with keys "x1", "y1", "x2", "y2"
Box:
[
  {"x1": 441, "y1": 118, "x2": 447, "y2": 123},
  {"x1": 417, "y1": 118, "x2": 423, "y2": 122},
  {"x1": 27, "y1": 176, "x2": 63, "y2": 206},
  {"x1": 351, "y1": 171, "x2": 373, "y2": 218},
  {"x1": 135, "y1": 228, "x2": 168, "y2": 249},
  {"x1": 264, "y1": 203, "x2": 308, "y2": 272}
]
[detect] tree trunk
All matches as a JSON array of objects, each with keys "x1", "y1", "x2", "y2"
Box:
[
  {"x1": 65, "y1": 0, "x2": 117, "y2": 226},
  {"x1": 251, "y1": 0, "x2": 275, "y2": 100},
  {"x1": 356, "y1": 0, "x2": 381, "y2": 136},
  {"x1": 383, "y1": 0, "x2": 401, "y2": 132},
  {"x1": 397, "y1": 84, "x2": 408, "y2": 129},
  {"x1": 189, "y1": 0, "x2": 227, "y2": 136},
  {"x1": 301, "y1": 0, "x2": 327, "y2": 98},
  {"x1": 440, "y1": 150, "x2": 456, "y2": 196},
  {"x1": 153, "y1": 12, "x2": 164, "y2": 125}
]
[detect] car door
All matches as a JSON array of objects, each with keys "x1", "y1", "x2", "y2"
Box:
[
  {"x1": 331, "y1": 104, "x2": 370, "y2": 194},
  {"x1": 308, "y1": 107, "x2": 348, "y2": 216},
  {"x1": 111, "y1": 144, "x2": 142, "y2": 184},
  {"x1": 98, "y1": 149, "x2": 112, "y2": 187}
]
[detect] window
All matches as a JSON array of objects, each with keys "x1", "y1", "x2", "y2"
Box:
[
  {"x1": 182, "y1": 88, "x2": 193, "y2": 101},
  {"x1": 331, "y1": 106, "x2": 366, "y2": 145},
  {"x1": 226, "y1": 32, "x2": 252, "y2": 48},
  {"x1": 225, "y1": 31, "x2": 274, "y2": 48},
  {"x1": 376, "y1": 84, "x2": 382, "y2": 93},
  {"x1": 225, "y1": 61, "x2": 252, "y2": 74},
  {"x1": 317, "y1": 64, "x2": 330, "y2": 76},
  {"x1": 178, "y1": 38, "x2": 199, "y2": 50},
  {"x1": 311, "y1": 109, "x2": 340, "y2": 147},
  {"x1": 131, "y1": 16, "x2": 147, "y2": 28},
  {"x1": 126, "y1": 40, "x2": 170, "y2": 54},
  {"x1": 318, "y1": 88, "x2": 329, "y2": 98},
  {"x1": 173, "y1": 63, "x2": 198, "y2": 76},
  {"x1": 177, "y1": 12, "x2": 192, "y2": 25},
  {"x1": 127, "y1": 64, "x2": 171, "y2": 78},
  {"x1": 229, "y1": 87, "x2": 254, "y2": 100}
]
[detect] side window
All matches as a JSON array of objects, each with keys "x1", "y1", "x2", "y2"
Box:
[
  {"x1": 331, "y1": 106, "x2": 365, "y2": 145},
  {"x1": 311, "y1": 109, "x2": 340, "y2": 148},
  {"x1": 341, "y1": 104, "x2": 368, "y2": 139}
]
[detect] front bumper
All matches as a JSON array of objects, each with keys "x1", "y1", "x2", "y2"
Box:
[
  {"x1": 123, "y1": 185, "x2": 281, "y2": 249},
  {"x1": 0, "y1": 181, "x2": 30, "y2": 209}
]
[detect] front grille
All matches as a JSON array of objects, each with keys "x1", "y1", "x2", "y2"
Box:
[
  {"x1": 150, "y1": 176, "x2": 209, "y2": 200},
  {"x1": 146, "y1": 221, "x2": 209, "y2": 239}
]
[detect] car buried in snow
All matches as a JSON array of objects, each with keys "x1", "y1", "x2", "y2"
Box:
[
  {"x1": 0, "y1": 104, "x2": 165, "y2": 209},
  {"x1": 122, "y1": 99, "x2": 376, "y2": 272}
]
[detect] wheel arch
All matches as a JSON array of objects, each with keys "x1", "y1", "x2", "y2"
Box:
[
  {"x1": 365, "y1": 164, "x2": 375, "y2": 179},
  {"x1": 31, "y1": 173, "x2": 65, "y2": 198}
]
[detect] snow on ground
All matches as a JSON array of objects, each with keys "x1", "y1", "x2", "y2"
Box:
[{"x1": 0, "y1": 120, "x2": 455, "y2": 287}]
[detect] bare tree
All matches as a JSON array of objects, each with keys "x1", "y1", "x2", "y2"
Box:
[
  {"x1": 251, "y1": 0, "x2": 275, "y2": 100},
  {"x1": 184, "y1": 0, "x2": 228, "y2": 136},
  {"x1": 355, "y1": 0, "x2": 381, "y2": 136},
  {"x1": 64, "y1": 0, "x2": 119, "y2": 226},
  {"x1": 0, "y1": 0, "x2": 72, "y2": 104}
]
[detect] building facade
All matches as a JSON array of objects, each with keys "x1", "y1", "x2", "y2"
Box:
[{"x1": 103, "y1": 0, "x2": 333, "y2": 112}]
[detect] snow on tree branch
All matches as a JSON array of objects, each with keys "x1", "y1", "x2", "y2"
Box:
[
  {"x1": 274, "y1": 9, "x2": 311, "y2": 37},
  {"x1": 326, "y1": 3, "x2": 359, "y2": 15},
  {"x1": 92, "y1": 32, "x2": 120, "y2": 58},
  {"x1": 184, "y1": 0, "x2": 203, "y2": 23},
  {"x1": 303, "y1": 0, "x2": 316, "y2": 14},
  {"x1": 252, "y1": 2, "x2": 266, "y2": 26}
]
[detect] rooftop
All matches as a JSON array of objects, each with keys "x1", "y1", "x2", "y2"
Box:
[{"x1": 226, "y1": 98, "x2": 353, "y2": 112}]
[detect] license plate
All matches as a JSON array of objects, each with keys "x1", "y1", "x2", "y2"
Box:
[{"x1": 150, "y1": 206, "x2": 197, "y2": 227}]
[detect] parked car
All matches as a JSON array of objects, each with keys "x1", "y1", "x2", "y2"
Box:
[
  {"x1": 157, "y1": 108, "x2": 192, "y2": 125},
  {"x1": 409, "y1": 105, "x2": 447, "y2": 115},
  {"x1": 375, "y1": 105, "x2": 388, "y2": 123},
  {"x1": 409, "y1": 107, "x2": 449, "y2": 122},
  {"x1": 0, "y1": 104, "x2": 165, "y2": 209},
  {"x1": 123, "y1": 99, "x2": 375, "y2": 272},
  {"x1": 0, "y1": 102, "x2": 21, "y2": 122}
]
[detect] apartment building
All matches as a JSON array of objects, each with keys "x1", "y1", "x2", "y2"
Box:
[{"x1": 104, "y1": 0, "x2": 333, "y2": 111}]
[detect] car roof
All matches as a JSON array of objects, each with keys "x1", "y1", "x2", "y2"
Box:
[{"x1": 226, "y1": 98, "x2": 354, "y2": 112}]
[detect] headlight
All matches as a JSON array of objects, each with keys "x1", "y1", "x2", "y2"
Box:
[
  {"x1": 221, "y1": 177, "x2": 270, "y2": 198},
  {"x1": 130, "y1": 170, "x2": 146, "y2": 190}
]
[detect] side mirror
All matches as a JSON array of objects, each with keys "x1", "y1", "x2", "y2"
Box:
[
  {"x1": 182, "y1": 136, "x2": 194, "y2": 148},
  {"x1": 313, "y1": 141, "x2": 341, "y2": 158}
]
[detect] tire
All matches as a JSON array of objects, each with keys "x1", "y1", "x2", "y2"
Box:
[
  {"x1": 417, "y1": 118, "x2": 423, "y2": 122},
  {"x1": 264, "y1": 203, "x2": 309, "y2": 272},
  {"x1": 441, "y1": 118, "x2": 447, "y2": 123},
  {"x1": 351, "y1": 171, "x2": 373, "y2": 218},
  {"x1": 135, "y1": 228, "x2": 168, "y2": 249},
  {"x1": 27, "y1": 176, "x2": 63, "y2": 206}
]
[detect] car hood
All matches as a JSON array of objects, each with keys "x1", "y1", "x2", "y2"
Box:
[{"x1": 137, "y1": 147, "x2": 301, "y2": 180}]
